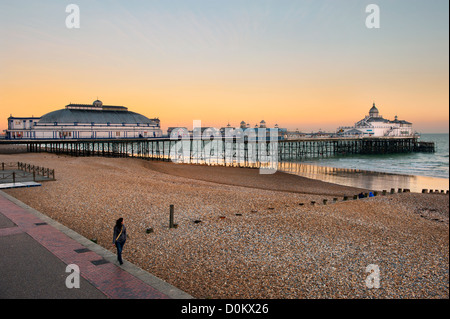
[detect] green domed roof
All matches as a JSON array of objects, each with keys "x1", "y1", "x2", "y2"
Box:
[{"x1": 38, "y1": 103, "x2": 157, "y2": 125}]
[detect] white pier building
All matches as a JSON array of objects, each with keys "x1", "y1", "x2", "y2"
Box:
[
  {"x1": 6, "y1": 100, "x2": 162, "y2": 140},
  {"x1": 337, "y1": 103, "x2": 414, "y2": 137}
]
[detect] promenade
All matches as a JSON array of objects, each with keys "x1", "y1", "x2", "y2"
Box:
[{"x1": 0, "y1": 190, "x2": 193, "y2": 299}]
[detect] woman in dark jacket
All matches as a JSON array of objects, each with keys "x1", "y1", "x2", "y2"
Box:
[{"x1": 113, "y1": 218, "x2": 127, "y2": 265}]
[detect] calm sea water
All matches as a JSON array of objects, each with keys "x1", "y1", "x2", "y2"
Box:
[
  {"x1": 279, "y1": 134, "x2": 449, "y2": 192},
  {"x1": 298, "y1": 134, "x2": 449, "y2": 179}
]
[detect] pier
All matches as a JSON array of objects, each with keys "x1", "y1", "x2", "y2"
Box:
[{"x1": 0, "y1": 137, "x2": 435, "y2": 167}]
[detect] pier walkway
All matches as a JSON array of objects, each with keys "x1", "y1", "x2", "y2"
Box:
[
  {"x1": 0, "y1": 190, "x2": 193, "y2": 299},
  {"x1": 0, "y1": 136, "x2": 435, "y2": 169}
]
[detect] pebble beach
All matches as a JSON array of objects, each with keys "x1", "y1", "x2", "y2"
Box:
[{"x1": 1, "y1": 153, "x2": 448, "y2": 299}]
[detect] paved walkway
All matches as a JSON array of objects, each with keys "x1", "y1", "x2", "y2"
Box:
[{"x1": 0, "y1": 190, "x2": 193, "y2": 299}]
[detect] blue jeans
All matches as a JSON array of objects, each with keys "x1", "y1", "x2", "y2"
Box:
[{"x1": 116, "y1": 241, "x2": 125, "y2": 264}]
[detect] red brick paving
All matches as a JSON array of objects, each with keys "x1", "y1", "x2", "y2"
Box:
[{"x1": 0, "y1": 194, "x2": 170, "y2": 299}]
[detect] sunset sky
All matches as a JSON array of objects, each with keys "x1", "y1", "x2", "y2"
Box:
[{"x1": 0, "y1": 0, "x2": 448, "y2": 133}]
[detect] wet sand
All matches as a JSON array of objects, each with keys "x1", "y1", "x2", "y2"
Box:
[
  {"x1": 142, "y1": 161, "x2": 369, "y2": 196},
  {"x1": 0, "y1": 153, "x2": 448, "y2": 299},
  {"x1": 0, "y1": 144, "x2": 28, "y2": 154},
  {"x1": 279, "y1": 162, "x2": 449, "y2": 194}
]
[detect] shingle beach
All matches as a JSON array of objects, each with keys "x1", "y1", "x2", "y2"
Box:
[{"x1": 1, "y1": 153, "x2": 448, "y2": 299}]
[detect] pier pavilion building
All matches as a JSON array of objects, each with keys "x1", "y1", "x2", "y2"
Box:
[
  {"x1": 6, "y1": 100, "x2": 162, "y2": 139},
  {"x1": 337, "y1": 103, "x2": 414, "y2": 137},
  {"x1": 167, "y1": 120, "x2": 287, "y2": 141}
]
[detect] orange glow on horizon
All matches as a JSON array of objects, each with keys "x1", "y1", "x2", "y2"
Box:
[
  {"x1": 0, "y1": 1, "x2": 448, "y2": 134},
  {"x1": 1, "y1": 84, "x2": 448, "y2": 134}
]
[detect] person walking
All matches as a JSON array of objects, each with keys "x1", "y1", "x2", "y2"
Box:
[{"x1": 113, "y1": 218, "x2": 127, "y2": 265}]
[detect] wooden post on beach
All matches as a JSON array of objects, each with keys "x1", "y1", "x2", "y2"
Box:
[{"x1": 169, "y1": 205, "x2": 175, "y2": 229}]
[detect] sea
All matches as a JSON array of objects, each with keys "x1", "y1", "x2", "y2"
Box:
[{"x1": 278, "y1": 134, "x2": 449, "y2": 193}]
